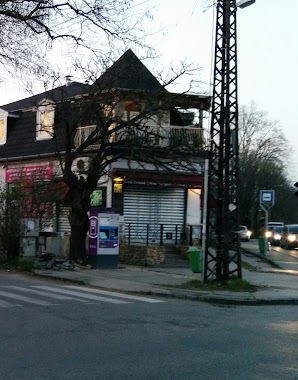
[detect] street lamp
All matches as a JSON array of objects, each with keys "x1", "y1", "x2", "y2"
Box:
[
  {"x1": 203, "y1": 0, "x2": 255, "y2": 282},
  {"x1": 236, "y1": 0, "x2": 255, "y2": 9}
]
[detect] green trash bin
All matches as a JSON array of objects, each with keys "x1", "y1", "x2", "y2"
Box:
[
  {"x1": 187, "y1": 246, "x2": 201, "y2": 273},
  {"x1": 258, "y1": 236, "x2": 267, "y2": 255}
]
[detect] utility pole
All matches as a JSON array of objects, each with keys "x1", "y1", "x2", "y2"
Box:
[{"x1": 203, "y1": 0, "x2": 241, "y2": 282}]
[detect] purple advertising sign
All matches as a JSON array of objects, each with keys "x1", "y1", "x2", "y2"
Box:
[{"x1": 88, "y1": 209, "x2": 99, "y2": 255}]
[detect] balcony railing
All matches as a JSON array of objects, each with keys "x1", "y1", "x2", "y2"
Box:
[
  {"x1": 169, "y1": 126, "x2": 204, "y2": 148},
  {"x1": 74, "y1": 125, "x2": 205, "y2": 150},
  {"x1": 117, "y1": 125, "x2": 205, "y2": 149}
]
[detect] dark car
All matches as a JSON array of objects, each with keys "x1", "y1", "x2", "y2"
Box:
[
  {"x1": 270, "y1": 226, "x2": 283, "y2": 246},
  {"x1": 280, "y1": 224, "x2": 298, "y2": 249}
]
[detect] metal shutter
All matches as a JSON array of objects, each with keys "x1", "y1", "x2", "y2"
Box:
[
  {"x1": 57, "y1": 206, "x2": 71, "y2": 234},
  {"x1": 123, "y1": 188, "x2": 185, "y2": 244}
]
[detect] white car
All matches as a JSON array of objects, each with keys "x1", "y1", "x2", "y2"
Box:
[{"x1": 239, "y1": 225, "x2": 252, "y2": 241}]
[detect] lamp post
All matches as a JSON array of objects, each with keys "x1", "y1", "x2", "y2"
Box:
[{"x1": 203, "y1": 0, "x2": 255, "y2": 282}]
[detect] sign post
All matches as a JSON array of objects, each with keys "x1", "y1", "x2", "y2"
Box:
[{"x1": 259, "y1": 190, "x2": 275, "y2": 253}]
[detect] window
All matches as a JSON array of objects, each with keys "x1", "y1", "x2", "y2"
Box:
[
  {"x1": 0, "y1": 108, "x2": 8, "y2": 145},
  {"x1": 74, "y1": 125, "x2": 99, "y2": 148},
  {"x1": 36, "y1": 100, "x2": 55, "y2": 140},
  {"x1": 124, "y1": 100, "x2": 141, "y2": 121}
]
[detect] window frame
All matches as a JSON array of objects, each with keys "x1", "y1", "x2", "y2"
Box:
[
  {"x1": 36, "y1": 100, "x2": 55, "y2": 141},
  {"x1": 0, "y1": 108, "x2": 8, "y2": 145}
]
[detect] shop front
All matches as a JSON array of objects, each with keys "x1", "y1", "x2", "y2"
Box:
[{"x1": 112, "y1": 170, "x2": 204, "y2": 245}]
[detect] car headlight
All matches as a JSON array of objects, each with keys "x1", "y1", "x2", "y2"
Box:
[
  {"x1": 265, "y1": 231, "x2": 272, "y2": 238},
  {"x1": 274, "y1": 233, "x2": 281, "y2": 240},
  {"x1": 247, "y1": 230, "x2": 252, "y2": 237},
  {"x1": 287, "y1": 234, "x2": 296, "y2": 242}
]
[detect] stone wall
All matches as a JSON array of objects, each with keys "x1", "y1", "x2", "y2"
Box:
[{"x1": 119, "y1": 244, "x2": 165, "y2": 266}]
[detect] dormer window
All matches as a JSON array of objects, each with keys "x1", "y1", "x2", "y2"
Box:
[
  {"x1": 36, "y1": 100, "x2": 55, "y2": 140},
  {"x1": 0, "y1": 109, "x2": 8, "y2": 145}
]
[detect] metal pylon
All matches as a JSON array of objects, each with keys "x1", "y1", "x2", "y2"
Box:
[{"x1": 203, "y1": 0, "x2": 241, "y2": 282}]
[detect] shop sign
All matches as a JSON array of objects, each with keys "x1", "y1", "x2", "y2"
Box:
[{"x1": 5, "y1": 164, "x2": 52, "y2": 183}]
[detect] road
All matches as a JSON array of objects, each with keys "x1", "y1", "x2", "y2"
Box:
[
  {"x1": 0, "y1": 273, "x2": 297, "y2": 380},
  {"x1": 242, "y1": 239, "x2": 298, "y2": 272}
]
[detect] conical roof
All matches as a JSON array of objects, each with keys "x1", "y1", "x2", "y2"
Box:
[{"x1": 93, "y1": 49, "x2": 167, "y2": 92}]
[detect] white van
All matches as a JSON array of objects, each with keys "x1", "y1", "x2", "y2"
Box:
[
  {"x1": 267, "y1": 221, "x2": 284, "y2": 229},
  {"x1": 265, "y1": 222, "x2": 284, "y2": 239}
]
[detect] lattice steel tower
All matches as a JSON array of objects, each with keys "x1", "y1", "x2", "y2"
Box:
[{"x1": 204, "y1": 0, "x2": 241, "y2": 282}]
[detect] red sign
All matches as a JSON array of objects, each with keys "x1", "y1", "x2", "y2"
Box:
[
  {"x1": 113, "y1": 170, "x2": 204, "y2": 189},
  {"x1": 5, "y1": 164, "x2": 52, "y2": 183}
]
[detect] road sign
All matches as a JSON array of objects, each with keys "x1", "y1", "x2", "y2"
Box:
[{"x1": 260, "y1": 190, "x2": 275, "y2": 206}]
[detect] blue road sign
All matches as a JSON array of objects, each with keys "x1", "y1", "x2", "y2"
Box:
[{"x1": 260, "y1": 190, "x2": 275, "y2": 205}]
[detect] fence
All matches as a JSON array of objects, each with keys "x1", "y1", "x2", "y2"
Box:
[{"x1": 124, "y1": 223, "x2": 202, "y2": 246}]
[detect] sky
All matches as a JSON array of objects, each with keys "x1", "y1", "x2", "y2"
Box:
[{"x1": 1, "y1": 0, "x2": 298, "y2": 181}]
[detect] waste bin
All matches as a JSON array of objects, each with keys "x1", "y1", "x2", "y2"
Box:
[
  {"x1": 258, "y1": 236, "x2": 267, "y2": 255},
  {"x1": 187, "y1": 246, "x2": 201, "y2": 273}
]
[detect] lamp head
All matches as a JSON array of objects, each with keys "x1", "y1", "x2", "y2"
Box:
[{"x1": 236, "y1": 0, "x2": 256, "y2": 9}]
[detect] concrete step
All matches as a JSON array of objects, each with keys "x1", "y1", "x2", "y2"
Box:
[{"x1": 164, "y1": 254, "x2": 189, "y2": 267}]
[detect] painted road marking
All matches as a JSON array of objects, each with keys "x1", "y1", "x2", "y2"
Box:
[
  {"x1": 65, "y1": 285, "x2": 165, "y2": 303},
  {"x1": 32, "y1": 286, "x2": 129, "y2": 304},
  {"x1": 4, "y1": 286, "x2": 92, "y2": 303},
  {"x1": 0, "y1": 290, "x2": 53, "y2": 306},
  {"x1": 0, "y1": 299, "x2": 21, "y2": 307}
]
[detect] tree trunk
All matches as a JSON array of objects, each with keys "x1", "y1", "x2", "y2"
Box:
[{"x1": 68, "y1": 180, "x2": 90, "y2": 264}]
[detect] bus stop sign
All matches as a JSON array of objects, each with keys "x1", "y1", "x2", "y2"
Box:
[{"x1": 260, "y1": 190, "x2": 275, "y2": 206}]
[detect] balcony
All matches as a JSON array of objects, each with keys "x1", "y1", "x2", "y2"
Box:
[
  {"x1": 74, "y1": 125, "x2": 205, "y2": 150},
  {"x1": 117, "y1": 125, "x2": 205, "y2": 149},
  {"x1": 168, "y1": 126, "x2": 204, "y2": 148}
]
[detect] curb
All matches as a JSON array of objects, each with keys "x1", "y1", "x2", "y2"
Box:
[
  {"x1": 200, "y1": 297, "x2": 298, "y2": 306},
  {"x1": 241, "y1": 248, "x2": 282, "y2": 269},
  {"x1": 32, "y1": 270, "x2": 298, "y2": 306}
]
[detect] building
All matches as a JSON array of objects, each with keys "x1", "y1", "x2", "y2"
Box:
[{"x1": 0, "y1": 50, "x2": 211, "y2": 255}]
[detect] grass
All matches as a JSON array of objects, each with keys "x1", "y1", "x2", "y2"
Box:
[
  {"x1": 0, "y1": 258, "x2": 34, "y2": 272},
  {"x1": 177, "y1": 278, "x2": 256, "y2": 292}
]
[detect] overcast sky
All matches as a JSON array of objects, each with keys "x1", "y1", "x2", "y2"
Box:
[
  {"x1": 146, "y1": 0, "x2": 298, "y2": 182},
  {"x1": 1, "y1": 0, "x2": 297, "y2": 181}
]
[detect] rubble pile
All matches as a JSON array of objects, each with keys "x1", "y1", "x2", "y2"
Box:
[{"x1": 33, "y1": 253, "x2": 85, "y2": 271}]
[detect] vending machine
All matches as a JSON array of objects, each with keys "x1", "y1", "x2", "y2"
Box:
[{"x1": 88, "y1": 208, "x2": 119, "y2": 268}]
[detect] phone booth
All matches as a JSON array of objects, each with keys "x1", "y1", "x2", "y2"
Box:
[{"x1": 88, "y1": 208, "x2": 119, "y2": 268}]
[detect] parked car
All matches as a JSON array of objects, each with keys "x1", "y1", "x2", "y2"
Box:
[
  {"x1": 280, "y1": 224, "x2": 298, "y2": 249},
  {"x1": 239, "y1": 225, "x2": 252, "y2": 241},
  {"x1": 270, "y1": 226, "x2": 283, "y2": 246}
]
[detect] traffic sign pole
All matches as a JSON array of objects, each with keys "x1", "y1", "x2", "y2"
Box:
[{"x1": 259, "y1": 190, "x2": 275, "y2": 254}]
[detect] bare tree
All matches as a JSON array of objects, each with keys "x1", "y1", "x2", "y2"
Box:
[
  {"x1": 238, "y1": 103, "x2": 296, "y2": 232},
  {"x1": 0, "y1": 172, "x2": 54, "y2": 259},
  {"x1": 239, "y1": 102, "x2": 289, "y2": 162},
  {"x1": 0, "y1": 0, "x2": 152, "y2": 81}
]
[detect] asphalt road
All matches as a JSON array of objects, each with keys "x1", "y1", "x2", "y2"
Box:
[
  {"x1": 243, "y1": 239, "x2": 298, "y2": 272},
  {"x1": 0, "y1": 273, "x2": 297, "y2": 380}
]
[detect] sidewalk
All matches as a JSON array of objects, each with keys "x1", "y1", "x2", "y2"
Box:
[{"x1": 34, "y1": 242, "x2": 298, "y2": 305}]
